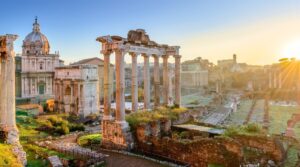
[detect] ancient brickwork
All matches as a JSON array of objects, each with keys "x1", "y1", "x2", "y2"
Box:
[{"x1": 101, "y1": 120, "x2": 134, "y2": 150}]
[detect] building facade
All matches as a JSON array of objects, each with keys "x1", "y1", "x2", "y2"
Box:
[
  {"x1": 72, "y1": 57, "x2": 114, "y2": 104},
  {"x1": 54, "y1": 64, "x2": 99, "y2": 117},
  {"x1": 181, "y1": 57, "x2": 210, "y2": 87},
  {"x1": 21, "y1": 18, "x2": 61, "y2": 99}
]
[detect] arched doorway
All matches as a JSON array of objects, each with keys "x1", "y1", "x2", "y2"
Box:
[{"x1": 38, "y1": 81, "x2": 46, "y2": 95}]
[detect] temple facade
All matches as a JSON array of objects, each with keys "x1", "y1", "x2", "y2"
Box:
[
  {"x1": 21, "y1": 18, "x2": 61, "y2": 99},
  {"x1": 54, "y1": 64, "x2": 99, "y2": 117},
  {"x1": 97, "y1": 29, "x2": 181, "y2": 150}
]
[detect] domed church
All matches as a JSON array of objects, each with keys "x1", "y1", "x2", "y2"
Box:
[{"x1": 21, "y1": 18, "x2": 62, "y2": 99}]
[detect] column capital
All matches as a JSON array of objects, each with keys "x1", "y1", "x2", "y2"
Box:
[
  {"x1": 152, "y1": 54, "x2": 161, "y2": 58},
  {"x1": 129, "y1": 52, "x2": 138, "y2": 57},
  {"x1": 162, "y1": 55, "x2": 169, "y2": 59},
  {"x1": 101, "y1": 50, "x2": 112, "y2": 56},
  {"x1": 173, "y1": 55, "x2": 182, "y2": 59},
  {"x1": 141, "y1": 53, "x2": 151, "y2": 58},
  {"x1": 114, "y1": 48, "x2": 126, "y2": 55}
]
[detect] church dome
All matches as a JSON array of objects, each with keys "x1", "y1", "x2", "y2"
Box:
[{"x1": 23, "y1": 18, "x2": 50, "y2": 55}]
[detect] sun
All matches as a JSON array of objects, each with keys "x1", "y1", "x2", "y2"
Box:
[{"x1": 281, "y1": 39, "x2": 300, "y2": 60}]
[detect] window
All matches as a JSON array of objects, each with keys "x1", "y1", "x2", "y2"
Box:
[{"x1": 40, "y1": 63, "x2": 43, "y2": 70}]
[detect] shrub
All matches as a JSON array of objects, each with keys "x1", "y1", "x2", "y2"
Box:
[
  {"x1": 77, "y1": 134, "x2": 102, "y2": 147},
  {"x1": 224, "y1": 126, "x2": 240, "y2": 137},
  {"x1": 69, "y1": 123, "x2": 85, "y2": 132},
  {"x1": 244, "y1": 123, "x2": 261, "y2": 133}
]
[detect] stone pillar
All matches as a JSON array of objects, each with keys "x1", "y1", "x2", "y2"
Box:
[
  {"x1": 273, "y1": 72, "x2": 277, "y2": 88},
  {"x1": 115, "y1": 49, "x2": 127, "y2": 125},
  {"x1": 162, "y1": 55, "x2": 169, "y2": 106},
  {"x1": 142, "y1": 54, "x2": 150, "y2": 110},
  {"x1": 103, "y1": 53, "x2": 112, "y2": 120},
  {"x1": 60, "y1": 81, "x2": 64, "y2": 112},
  {"x1": 6, "y1": 55, "x2": 16, "y2": 128},
  {"x1": 130, "y1": 52, "x2": 138, "y2": 112},
  {"x1": 0, "y1": 35, "x2": 18, "y2": 134},
  {"x1": 77, "y1": 83, "x2": 81, "y2": 114},
  {"x1": 174, "y1": 55, "x2": 181, "y2": 106},
  {"x1": 278, "y1": 72, "x2": 282, "y2": 89},
  {"x1": 269, "y1": 71, "x2": 272, "y2": 89},
  {"x1": 153, "y1": 55, "x2": 160, "y2": 107},
  {"x1": 0, "y1": 56, "x2": 7, "y2": 127}
]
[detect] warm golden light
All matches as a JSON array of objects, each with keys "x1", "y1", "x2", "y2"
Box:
[{"x1": 281, "y1": 39, "x2": 300, "y2": 59}]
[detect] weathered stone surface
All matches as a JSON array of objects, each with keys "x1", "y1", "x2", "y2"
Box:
[
  {"x1": 101, "y1": 120, "x2": 134, "y2": 150},
  {"x1": 48, "y1": 156, "x2": 63, "y2": 167}
]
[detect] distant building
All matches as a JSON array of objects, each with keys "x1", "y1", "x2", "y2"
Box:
[
  {"x1": 217, "y1": 54, "x2": 238, "y2": 71},
  {"x1": 21, "y1": 18, "x2": 61, "y2": 99},
  {"x1": 72, "y1": 57, "x2": 114, "y2": 104},
  {"x1": 181, "y1": 57, "x2": 211, "y2": 87},
  {"x1": 268, "y1": 59, "x2": 300, "y2": 90},
  {"x1": 54, "y1": 64, "x2": 99, "y2": 117}
]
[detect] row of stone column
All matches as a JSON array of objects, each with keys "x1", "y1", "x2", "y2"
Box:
[
  {"x1": 102, "y1": 50, "x2": 181, "y2": 124},
  {"x1": 269, "y1": 71, "x2": 282, "y2": 89}
]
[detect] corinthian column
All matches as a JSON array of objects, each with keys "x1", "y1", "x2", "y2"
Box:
[
  {"x1": 103, "y1": 52, "x2": 112, "y2": 120},
  {"x1": 0, "y1": 34, "x2": 18, "y2": 132},
  {"x1": 162, "y1": 55, "x2": 169, "y2": 106},
  {"x1": 153, "y1": 55, "x2": 160, "y2": 107},
  {"x1": 130, "y1": 52, "x2": 138, "y2": 112},
  {"x1": 115, "y1": 49, "x2": 127, "y2": 125},
  {"x1": 0, "y1": 56, "x2": 7, "y2": 127},
  {"x1": 174, "y1": 55, "x2": 181, "y2": 107},
  {"x1": 142, "y1": 54, "x2": 150, "y2": 110}
]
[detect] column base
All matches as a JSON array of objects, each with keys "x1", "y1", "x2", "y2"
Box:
[
  {"x1": 102, "y1": 115, "x2": 114, "y2": 121},
  {"x1": 101, "y1": 120, "x2": 134, "y2": 150},
  {"x1": 0, "y1": 125, "x2": 19, "y2": 144}
]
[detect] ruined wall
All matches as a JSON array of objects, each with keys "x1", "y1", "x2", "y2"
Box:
[
  {"x1": 232, "y1": 135, "x2": 284, "y2": 162},
  {"x1": 135, "y1": 121, "x2": 242, "y2": 167},
  {"x1": 132, "y1": 111, "x2": 284, "y2": 167}
]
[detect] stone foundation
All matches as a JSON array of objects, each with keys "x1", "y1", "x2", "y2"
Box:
[{"x1": 101, "y1": 120, "x2": 134, "y2": 150}]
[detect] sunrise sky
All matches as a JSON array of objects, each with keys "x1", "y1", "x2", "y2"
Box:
[{"x1": 1, "y1": 0, "x2": 300, "y2": 65}]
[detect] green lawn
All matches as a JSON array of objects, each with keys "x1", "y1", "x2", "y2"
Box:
[
  {"x1": 249, "y1": 99, "x2": 265, "y2": 124},
  {"x1": 284, "y1": 146, "x2": 299, "y2": 167},
  {"x1": 268, "y1": 105, "x2": 300, "y2": 135},
  {"x1": 16, "y1": 109, "x2": 74, "y2": 166},
  {"x1": 226, "y1": 99, "x2": 252, "y2": 125},
  {"x1": 181, "y1": 93, "x2": 213, "y2": 106}
]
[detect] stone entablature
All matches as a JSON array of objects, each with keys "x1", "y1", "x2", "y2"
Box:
[{"x1": 54, "y1": 64, "x2": 99, "y2": 117}]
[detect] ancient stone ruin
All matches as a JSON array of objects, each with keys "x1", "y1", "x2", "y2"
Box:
[
  {"x1": 0, "y1": 34, "x2": 27, "y2": 165},
  {"x1": 96, "y1": 29, "x2": 181, "y2": 150}
]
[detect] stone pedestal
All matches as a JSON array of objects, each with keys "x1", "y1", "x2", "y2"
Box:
[{"x1": 101, "y1": 120, "x2": 134, "y2": 150}]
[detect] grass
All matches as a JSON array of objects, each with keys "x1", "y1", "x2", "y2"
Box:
[
  {"x1": 226, "y1": 99, "x2": 252, "y2": 125},
  {"x1": 16, "y1": 109, "x2": 76, "y2": 166},
  {"x1": 268, "y1": 105, "x2": 300, "y2": 135},
  {"x1": 126, "y1": 107, "x2": 188, "y2": 129},
  {"x1": 223, "y1": 123, "x2": 264, "y2": 137},
  {"x1": 249, "y1": 99, "x2": 265, "y2": 124},
  {"x1": 181, "y1": 93, "x2": 213, "y2": 106},
  {"x1": 0, "y1": 143, "x2": 22, "y2": 167},
  {"x1": 77, "y1": 134, "x2": 102, "y2": 147},
  {"x1": 284, "y1": 146, "x2": 299, "y2": 167}
]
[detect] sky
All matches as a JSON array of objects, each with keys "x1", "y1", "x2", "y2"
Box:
[{"x1": 1, "y1": 0, "x2": 300, "y2": 65}]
